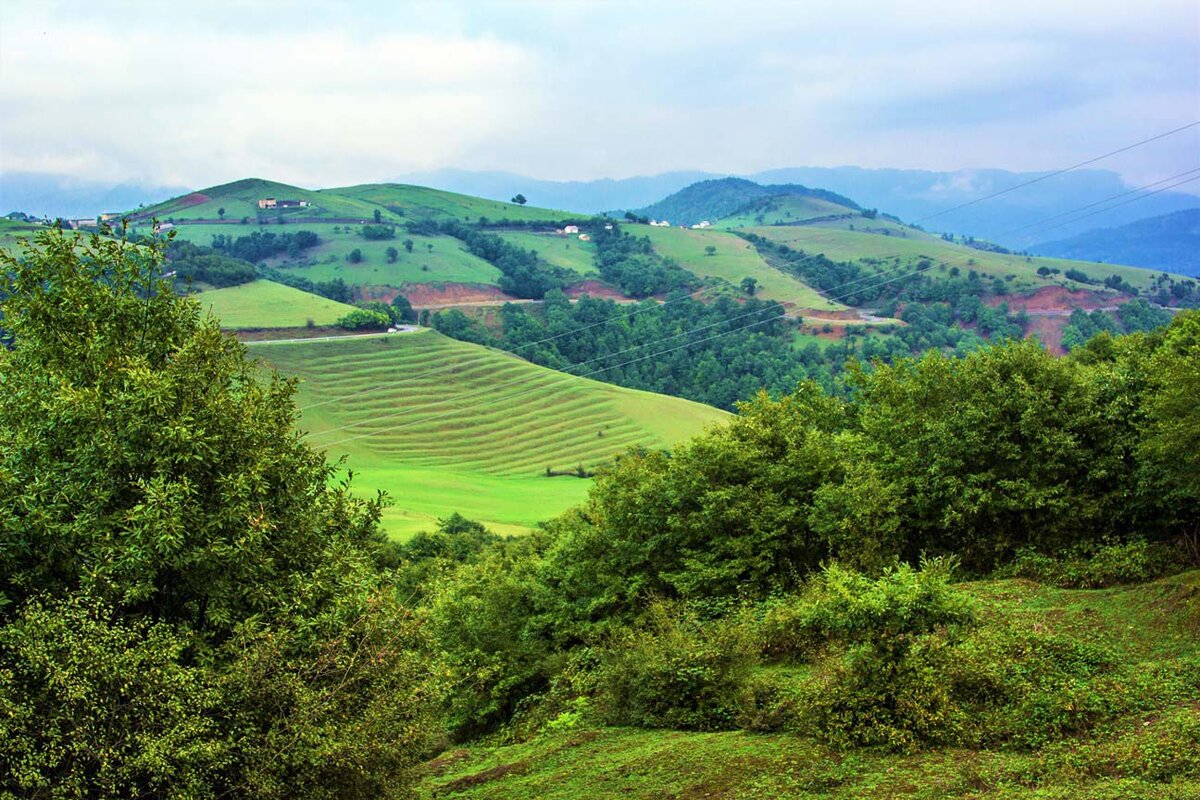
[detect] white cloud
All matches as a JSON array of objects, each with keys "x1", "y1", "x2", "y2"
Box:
[{"x1": 0, "y1": 0, "x2": 1195, "y2": 187}]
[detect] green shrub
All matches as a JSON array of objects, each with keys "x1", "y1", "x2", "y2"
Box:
[
  {"x1": 336, "y1": 308, "x2": 390, "y2": 331},
  {"x1": 998, "y1": 539, "x2": 1181, "y2": 588},
  {"x1": 594, "y1": 600, "x2": 756, "y2": 731}
]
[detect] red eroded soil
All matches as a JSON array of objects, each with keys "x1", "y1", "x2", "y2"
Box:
[
  {"x1": 1025, "y1": 315, "x2": 1069, "y2": 355},
  {"x1": 175, "y1": 193, "x2": 210, "y2": 209},
  {"x1": 794, "y1": 308, "x2": 863, "y2": 320},
  {"x1": 564, "y1": 280, "x2": 629, "y2": 301},
  {"x1": 988, "y1": 286, "x2": 1123, "y2": 313},
  {"x1": 389, "y1": 283, "x2": 518, "y2": 307}
]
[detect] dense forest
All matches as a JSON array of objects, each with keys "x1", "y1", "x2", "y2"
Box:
[{"x1": 2, "y1": 229, "x2": 1198, "y2": 798}]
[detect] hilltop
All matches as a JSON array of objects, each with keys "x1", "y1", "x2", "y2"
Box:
[
  {"x1": 1032, "y1": 208, "x2": 1200, "y2": 277},
  {"x1": 632, "y1": 177, "x2": 860, "y2": 227}
]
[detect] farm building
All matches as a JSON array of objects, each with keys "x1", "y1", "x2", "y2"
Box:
[
  {"x1": 258, "y1": 198, "x2": 310, "y2": 209},
  {"x1": 563, "y1": 225, "x2": 580, "y2": 234}
]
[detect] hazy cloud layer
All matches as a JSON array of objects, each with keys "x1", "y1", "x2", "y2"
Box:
[{"x1": 2, "y1": 0, "x2": 1197, "y2": 188}]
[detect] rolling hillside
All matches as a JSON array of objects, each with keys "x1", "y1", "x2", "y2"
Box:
[
  {"x1": 250, "y1": 330, "x2": 727, "y2": 537},
  {"x1": 132, "y1": 178, "x2": 577, "y2": 226},
  {"x1": 199, "y1": 279, "x2": 359, "y2": 329},
  {"x1": 748, "y1": 221, "x2": 1186, "y2": 295},
  {"x1": 639, "y1": 225, "x2": 846, "y2": 310}
]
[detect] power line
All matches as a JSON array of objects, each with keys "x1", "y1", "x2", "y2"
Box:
[
  {"x1": 993, "y1": 166, "x2": 1200, "y2": 239},
  {"x1": 307, "y1": 260, "x2": 937, "y2": 451},
  {"x1": 1016, "y1": 173, "x2": 1200, "y2": 241},
  {"x1": 913, "y1": 121, "x2": 1200, "y2": 225}
]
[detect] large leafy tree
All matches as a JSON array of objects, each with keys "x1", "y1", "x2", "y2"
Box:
[{"x1": 0, "y1": 228, "x2": 440, "y2": 798}]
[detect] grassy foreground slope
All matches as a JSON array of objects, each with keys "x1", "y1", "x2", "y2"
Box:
[
  {"x1": 250, "y1": 330, "x2": 726, "y2": 537},
  {"x1": 199, "y1": 279, "x2": 359, "y2": 328},
  {"x1": 421, "y1": 569, "x2": 1200, "y2": 799},
  {"x1": 639, "y1": 225, "x2": 845, "y2": 310}
]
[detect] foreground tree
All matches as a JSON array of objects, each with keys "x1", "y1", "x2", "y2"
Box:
[{"x1": 0, "y1": 228, "x2": 440, "y2": 798}]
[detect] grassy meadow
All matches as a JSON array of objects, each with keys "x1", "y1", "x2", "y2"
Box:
[
  {"x1": 250, "y1": 330, "x2": 727, "y2": 538},
  {"x1": 496, "y1": 230, "x2": 598, "y2": 274},
  {"x1": 638, "y1": 225, "x2": 846, "y2": 309},
  {"x1": 716, "y1": 194, "x2": 857, "y2": 228},
  {"x1": 198, "y1": 279, "x2": 358, "y2": 329},
  {"x1": 749, "y1": 223, "x2": 1186, "y2": 293}
]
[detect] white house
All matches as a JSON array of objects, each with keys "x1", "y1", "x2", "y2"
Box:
[
  {"x1": 563, "y1": 225, "x2": 580, "y2": 234},
  {"x1": 578, "y1": 233, "x2": 591, "y2": 242}
]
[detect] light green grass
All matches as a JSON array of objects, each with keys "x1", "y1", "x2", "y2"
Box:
[
  {"x1": 0, "y1": 218, "x2": 50, "y2": 255},
  {"x1": 750, "y1": 224, "x2": 1187, "y2": 293},
  {"x1": 329, "y1": 183, "x2": 572, "y2": 224},
  {"x1": 250, "y1": 330, "x2": 727, "y2": 538},
  {"x1": 639, "y1": 225, "x2": 845, "y2": 310},
  {"x1": 153, "y1": 223, "x2": 503, "y2": 287},
  {"x1": 198, "y1": 280, "x2": 358, "y2": 329},
  {"x1": 717, "y1": 195, "x2": 856, "y2": 228},
  {"x1": 496, "y1": 231, "x2": 598, "y2": 274}
]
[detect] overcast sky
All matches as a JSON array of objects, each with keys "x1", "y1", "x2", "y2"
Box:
[{"x1": 1, "y1": 0, "x2": 1197, "y2": 188}]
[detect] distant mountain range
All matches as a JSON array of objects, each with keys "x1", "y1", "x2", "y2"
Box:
[
  {"x1": 1032, "y1": 209, "x2": 1200, "y2": 277},
  {"x1": 6, "y1": 165, "x2": 1198, "y2": 253},
  {"x1": 0, "y1": 172, "x2": 189, "y2": 219},
  {"x1": 395, "y1": 166, "x2": 1199, "y2": 250}
]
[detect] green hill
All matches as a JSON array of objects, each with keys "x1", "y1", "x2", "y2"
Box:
[
  {"x1": 134, "y1": 177, "x2": 389, "y2": 223},
  {"x1": 634, "y1": 177, "x2": 860, "y2": 227},
  {"x1": 249, "y1": 330, "x2": 727, "y2": 538},
  {"x1": 749, "y1": 220, "x2": 1189, "y2": 294},
  {"x1": 198, "y1": 279, "x2": 358, "y2": 328},
  {"x1": 330, "y1": 183, "x2": 573, "y2": 224}
]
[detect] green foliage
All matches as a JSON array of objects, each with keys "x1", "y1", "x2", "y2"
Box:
[
  {"x1": 0, "y1": 228, "x2": 439, "y2": 797},
  {"x1": 591, "y1": 222, "x2": 697, "y2": 298},
  {"x1": 998, "y1": 539, "x2": 1182, "y2": 588},
  {"x1": 594, "y1": 600, "x2": 756, "y2": 731},
  {"x1": 361, "y1": 224, "x2": 396, "y2": 240},
  {"x1": 336, "y1": 307, "x2": 390, "y2": 330},
  {"x1": 390, "y1": 292, "x2": 417, "y2": 322}
]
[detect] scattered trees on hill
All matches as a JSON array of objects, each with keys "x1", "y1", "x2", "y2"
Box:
[
  {"x1": 511, "y1": 193, "x2": 527, "y2": 205},
  {"x1": 164, "y1": 239, "x2": 257, "y2": 287},
  {"x1": 347, "y1": 248, "x2": 364, "y2": 263},
  {"x1": 440, "y1": 220, "x2": 571, "y2": 299},
  {"x1": 591, "y1": 222, "x2": 698, "y2": 298}
]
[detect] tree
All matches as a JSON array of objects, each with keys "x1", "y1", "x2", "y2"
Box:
[
  {"x1": 705, "y1": 245, "x2": 717, "y2": 257},
  {"x1": 0, "y1": 228, "x2": 440, "y2": 796},
  {"x1": 373, "y1": 208, "x2": 382, "y2": 223},
  {"x1": 391, "y1": 293, "x2": 417, "y2": 323},
  {"x1": 347, "y1": 247, "x2": 364, "y2": 263},
  {"x1": 217, "y1": 206, "x2": 226, "y2": 220},
  {"x1": 511, "y1": 193, "x2": 527, "y2": 205},
  {"x1": 741, "y1": 276, "x2": 757, "y2": 295},
  {"x1": 403, "y1": 238, "x2": 414, "y2": 253},
  {"x1": 386, "y1": 245, "x2": 399, "y2": 263}
]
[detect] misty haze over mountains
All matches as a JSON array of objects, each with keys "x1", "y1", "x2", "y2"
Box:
[{"x1": 4, "y1": 164, "x2": 1198, "y2": 253}]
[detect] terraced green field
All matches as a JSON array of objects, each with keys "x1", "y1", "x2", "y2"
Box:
[
  {"x1": 750, "y1": 224, "x2": 1183, "y2": 293},
  {"x1": 497, "y1": 230, "x2": 597, "y2": 274},
  {"x1": 198, "y1": 280, "x2": 358, "y2": 329},
  {"x1": 251, "y1": 330, "x2": 727, "y2": 538},
  {"x1": 639, "y1": 225, "x2": 845, "y2": 310}
]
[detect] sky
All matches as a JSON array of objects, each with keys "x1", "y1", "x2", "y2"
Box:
[{"x1": 1, "y1": 0, "x2": 1198, "y2": 189}]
